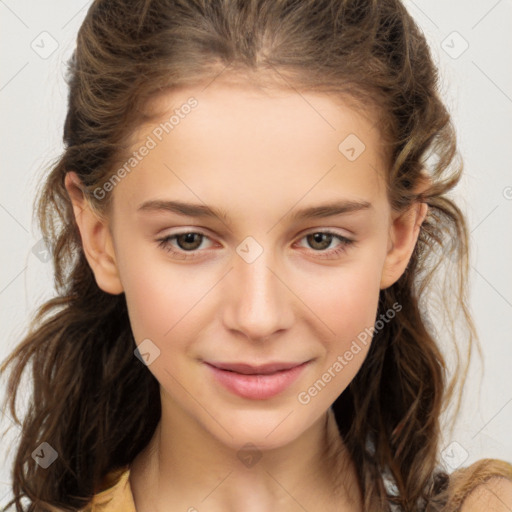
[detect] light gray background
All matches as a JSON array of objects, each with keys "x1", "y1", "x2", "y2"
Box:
[{"x1": 1, "y1": 0, "x2": 511, "y2": 506}]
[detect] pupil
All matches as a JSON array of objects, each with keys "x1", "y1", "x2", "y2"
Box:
[
  {"x1": 180, "y1": 233, "x2": 200, "y2": 250},
  {"x1": 310, "y1": 233, "x2": 331, "y2": 250}
]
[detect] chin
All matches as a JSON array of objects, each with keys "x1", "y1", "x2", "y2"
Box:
[
  {"x1": 205, "y1": 408, "x2": 317, "y2": 452},
  {"x1": 217, "y1": 429, "x2": 298, "y2": 453}
]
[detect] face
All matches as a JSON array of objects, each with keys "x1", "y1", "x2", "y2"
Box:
[{"x1": 70, "y1": 76, "x2": 421, "y2": 451}]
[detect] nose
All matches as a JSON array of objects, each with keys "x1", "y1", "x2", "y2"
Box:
[{"x1": 222, "y1": 244, "x2": 294, "y2": 342}]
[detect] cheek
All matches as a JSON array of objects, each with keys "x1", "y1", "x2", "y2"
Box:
[
  {"x1": 118, "y1": 248, "x2": 205, "y2": 349},
  {"x1": 302, "y1": 250, "x2": 383, "y2": 338},
  {"x1": 295, "y1": 252, "x2": 383, "y2": 403}
]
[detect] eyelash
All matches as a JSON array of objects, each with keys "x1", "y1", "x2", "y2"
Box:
[{"x1": 156, "y1": 230, "x2": 354, "y2": 260}]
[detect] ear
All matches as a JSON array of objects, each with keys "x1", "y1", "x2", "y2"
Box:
[
  {"x1": 380, "y1": 177, "x2": 430, "y2": 290},
  {"x1": 64, "y1": 171, "x2": 124, "y2": 295}
]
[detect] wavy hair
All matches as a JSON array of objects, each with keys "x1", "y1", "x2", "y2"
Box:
[{"x1": 1, "y1": 0, "x2": 477, "y2": 510}]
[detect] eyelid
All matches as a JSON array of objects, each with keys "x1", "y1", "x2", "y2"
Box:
[
  {"x1": 298, "y1": 226, "x2": 353, "y2": 239},
  {"x1": 156, "y1": 227, "x2": 352, "y2": 245},
  {"x1": 157, "y1": 229, "x2": 217, "y2": 249}
]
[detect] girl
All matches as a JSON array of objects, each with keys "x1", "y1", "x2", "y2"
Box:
[{"x1": 1, "y1": 0, "x2": 511, "y2": 511}]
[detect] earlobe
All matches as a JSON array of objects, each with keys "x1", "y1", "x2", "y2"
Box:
[
  {"x1": 380, "y1": 201, "x2": 428, "y2": 290},
  {"x1": 64, "y1": 172, "x2": 124, "y2": 295}
]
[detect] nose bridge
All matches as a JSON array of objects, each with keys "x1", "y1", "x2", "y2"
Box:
[{"x1": 223, "y1": 238, "x2": 292, "y2": 340}]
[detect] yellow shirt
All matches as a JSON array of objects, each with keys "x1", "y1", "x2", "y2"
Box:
[
  {"x1": 83, "y1": 467, "x2": 135, "y2": 512},
  {"x1": 83, "y1": 458, "x2": 512, "y2": 511}
]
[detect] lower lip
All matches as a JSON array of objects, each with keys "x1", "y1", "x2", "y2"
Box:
[{"x1": 205, "y1": 362, "x2": 310, "y2": 400}]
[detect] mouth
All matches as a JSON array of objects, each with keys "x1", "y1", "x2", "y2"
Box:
[
  {"x1": 206, "y1": 361, "x2": 307, "y2": 375},
  {"x1": 204, "y1": 360, "x2": 312, "y2": 400}
]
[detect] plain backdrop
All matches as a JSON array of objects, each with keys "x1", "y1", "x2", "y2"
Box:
[{"x1": 1, "y1": 0, "x2": 511, "y2": 507}]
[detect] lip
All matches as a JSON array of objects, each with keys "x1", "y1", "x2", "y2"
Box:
[
  {"x1": 206, "y1": 361, "x2": 306, "y2": 374},
  {"x1": 204, "y1": 360, "x2": 311, "y2": 400}
]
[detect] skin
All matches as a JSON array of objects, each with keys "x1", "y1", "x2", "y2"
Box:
[{"x1": 65, "y1": 75, "x2": 428, "y2": 512}]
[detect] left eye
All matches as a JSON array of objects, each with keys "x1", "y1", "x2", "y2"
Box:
[
  {"x1": 301, "y1": 231, "x2": 351, "y2": 251},
  {"x1": 156, "y1": 230, "x2": 354, "y2": 260},
  {"x1": 295, "y1": 231, "x2": 354, "y2": 257}
]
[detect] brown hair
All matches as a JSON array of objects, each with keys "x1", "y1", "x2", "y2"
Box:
[{"x1": 0, "y1": 0, "x2": 477, "y2": 510}]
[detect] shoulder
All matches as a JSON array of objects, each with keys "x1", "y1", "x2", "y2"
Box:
[
  {"x1": 447, "y1": 458, "x2": 512, "y2": 512},
  {"x1": 460, "y1": 476, "x2": 512, "y2": 511},
  {"x1": 79, "y1": 466, "x2": 136, "y2": 512}
]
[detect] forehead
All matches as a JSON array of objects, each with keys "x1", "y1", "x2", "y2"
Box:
[{"x1": 111, "y1": 78, "x2": 389, "y2": 219}]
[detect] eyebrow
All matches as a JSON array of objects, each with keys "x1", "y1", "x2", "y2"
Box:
[{"x1": 137, "y1": 198, "x2": 372, "y2": 223}]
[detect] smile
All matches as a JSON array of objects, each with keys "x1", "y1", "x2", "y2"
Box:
[{"x1": 204, "y1": 361, "x2": 311, "y2": 400}]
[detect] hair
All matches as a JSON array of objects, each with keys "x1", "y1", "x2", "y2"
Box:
[{"x1": 0, "y1": 0, "x2": 479, "y2": 510}]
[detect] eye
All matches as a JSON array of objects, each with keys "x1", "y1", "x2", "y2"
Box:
[
  {"x1": 156, "y1": 231, "x2": 214, "y2": 260},
  {"x1": 156, "y1": 229, "x2": 354, "y2": 260},
  {"x1": 295, "y1": 230, "x2": 354, "y2": 259}
]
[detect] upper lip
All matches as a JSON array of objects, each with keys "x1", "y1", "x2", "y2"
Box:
[{"x1": 205, "y1": 361, "x2": 308, "y2": 375}]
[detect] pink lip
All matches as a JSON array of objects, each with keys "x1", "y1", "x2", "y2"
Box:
[{"x1": 204, "y1": 360, "x2": 311, "y2": 400}]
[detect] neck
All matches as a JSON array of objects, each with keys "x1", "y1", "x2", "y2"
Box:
[{"x1": 130, "y1": 405, "x2": 362, "y2": 512}]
